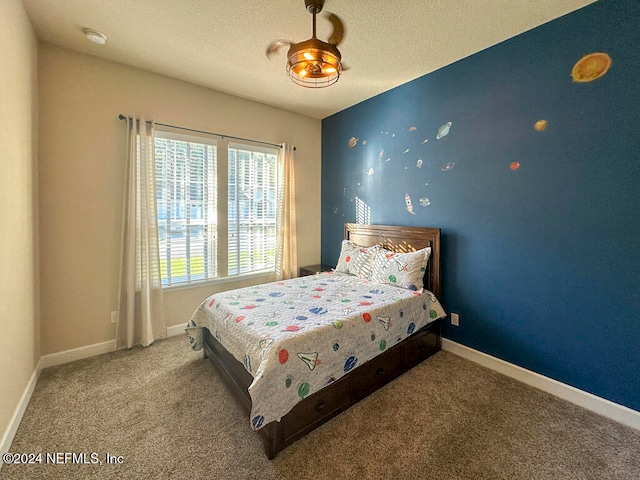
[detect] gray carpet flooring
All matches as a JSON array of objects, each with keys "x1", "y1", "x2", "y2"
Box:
[{"x1": 2, "y1": 334, "x2": 639, "y2": 480}]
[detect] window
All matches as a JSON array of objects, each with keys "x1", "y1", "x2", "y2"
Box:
[
  {"x1": 227, "y1": 143, "x2": 278, "y2": 276},
  {"x1": 154, "y1": 131, "x2": 278, "y2": 287}
]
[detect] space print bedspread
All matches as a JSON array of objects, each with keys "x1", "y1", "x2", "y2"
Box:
[{"x1": 185, "y1": 272, "x2": 446, "y2": 430}]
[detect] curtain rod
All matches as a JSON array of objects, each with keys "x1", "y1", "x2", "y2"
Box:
[{"x1": 118, "y1": 114, "x2": 295, "y2": 150}]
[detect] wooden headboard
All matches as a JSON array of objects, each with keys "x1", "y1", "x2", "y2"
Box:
[{"x1": 344, "y1": 223, "x2": 441, "y2": 298}]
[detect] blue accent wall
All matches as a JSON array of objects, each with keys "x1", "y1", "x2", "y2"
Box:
[{"x1": 321, "y1": 0, "x2": 640, "y2": 411}]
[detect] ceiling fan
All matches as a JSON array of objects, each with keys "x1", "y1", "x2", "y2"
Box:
[{"x1": 266, "y1": 0, "x2": 347, "y2": 88}]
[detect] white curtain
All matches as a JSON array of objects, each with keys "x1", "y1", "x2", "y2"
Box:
[
  {"x1": 116, "y1": 115, "x2": 167, "y2": 349},
  {"x1": 275, "y1": 144, "x2": 297, "y2": 280}
]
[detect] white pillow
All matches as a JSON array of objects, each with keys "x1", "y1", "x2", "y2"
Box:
[
  {"x1": 370, "y1": 246, "x2": 431, "y2": 290},
  {"x1": 350, "y1": 244, "x2": 380, "y2": 278},
  {"x1": 334, "y1": 241, "x2": 379, "y2": 277}
]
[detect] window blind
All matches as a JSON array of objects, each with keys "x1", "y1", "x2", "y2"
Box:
[
  {"x1": 228, "y1": 144, "x2": 278, "y2": 276},
  {"x1": 155, "y1": 134, "x2": 217, "y2": 286},
  {"x1": 154, "y1": 132, "x2": 277, "y2": 287}
]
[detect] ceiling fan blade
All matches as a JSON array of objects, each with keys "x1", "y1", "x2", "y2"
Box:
[
  {"x1": 266, "y1": 40, "x2": 292, "y2": 58},
  {"x1": 326, "y1": 12, "x2": 345, "y2": 46}
]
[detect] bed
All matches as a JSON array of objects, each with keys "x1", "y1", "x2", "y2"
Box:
[{"x1": 186, "y1": 223, "x2": 445, "y2": 459}]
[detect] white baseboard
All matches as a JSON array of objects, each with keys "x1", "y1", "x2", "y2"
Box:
[
  {"x1": 39, "y1": 339, "x2": 117, "y2": 370},
  {"x1": 167, "y1": 324, "x2": 186, "y2": 338},
  {"x1": 442, "y1": 339, "x2": 640, "y2": 431},
  {"x1": 39, "y1": 325, "x2": 185, "y2": 370},
  {"x1": 1, "y1": 324, "x2": 188, "y2": 464},
  {"x1": 0, "y1": 362, "x2": 41, "y2": 463},
  {"x1": 2, "y1": 331, "x2": 637, "y2": 468}
]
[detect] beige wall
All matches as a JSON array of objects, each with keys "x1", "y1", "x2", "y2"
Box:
[
  {"x1": 38, "y1": 44, "x2": 322, "y2": 355},
  {"x1": 0, "y1": 0, "x2": 39, "y2": 445}
]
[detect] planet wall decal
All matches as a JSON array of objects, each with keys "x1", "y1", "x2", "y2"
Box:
[
  {"x1": 571, "y1": 52, "x2": 611, "y2": 83},
  {"x1": 436, "y1": 122, "x2": 452, "y2": 140},
  {"x1": 534, "y1": 119, "x2": 548, "y2": 131}
]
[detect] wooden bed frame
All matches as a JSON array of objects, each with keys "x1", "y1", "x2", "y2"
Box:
[{"x1": 201, "y1": 224, "x2": 443, "y2": 459}]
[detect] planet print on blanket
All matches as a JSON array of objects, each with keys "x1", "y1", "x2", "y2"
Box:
[
  {"x1": 278, "y1": 349, "x2": 289, "y2": 364},
  {"x1": 344, "y1": 356, "x2": 358, "y2": 372},
  {"x1": 298, "y1": 382, "x2": 311, "y2": 399},
  {"x1": 252, "y1": 415, "x2": 265, "y2": 429},
  {"x1": 186, "y1": 265, "x2": 448, "y2": 434}
]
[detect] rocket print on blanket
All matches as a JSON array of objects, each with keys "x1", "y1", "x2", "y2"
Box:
[
  {"x1": 260, "y1": 337, "x2": 274, "y2": 357},
  {"x1": 394, "y1": 259, "x2": 409, "y2": 272},
  {"x1": 185, "y1": 271, "x2": 447, "y2": 432},
  {"x1": 378, "y1": 316, "x2": 392, "y2": 330},
  {"x1": 298, "y1": 352, "x2": 320, "y2": 370}
]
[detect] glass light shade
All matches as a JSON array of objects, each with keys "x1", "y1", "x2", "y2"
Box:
[
  {"x1": 83, "y1": 28, "x2": 107, "y2": 45},
  {"x1": 286, "y1": 39, "x2": 342, "y2": 88}
]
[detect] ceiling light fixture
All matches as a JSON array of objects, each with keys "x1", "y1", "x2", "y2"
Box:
[
  {"x1": 83, "y1": 28, "x2": 107, "y2": 45},
  {"x1": 286, "y1": 1, "x2": 342, "y2": 88}
]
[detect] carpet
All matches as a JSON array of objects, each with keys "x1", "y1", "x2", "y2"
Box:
[{"x1": 2, "y1": 335, "x2": 639, "y2": 479}]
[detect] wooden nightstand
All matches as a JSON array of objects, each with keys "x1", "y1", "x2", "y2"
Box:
[{"x1": 299, "y1": 264, "x2": 333, "y2": 277}]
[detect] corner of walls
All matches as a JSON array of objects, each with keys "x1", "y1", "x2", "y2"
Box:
[{"x1": 2, "y1": 320, "x2": 188, "y2": 460}]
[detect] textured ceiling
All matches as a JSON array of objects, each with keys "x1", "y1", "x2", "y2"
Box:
[{"x1": 23, "y1": 0, "x2": 597, "y2": 119}]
